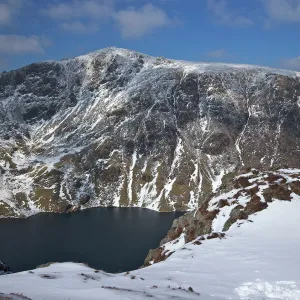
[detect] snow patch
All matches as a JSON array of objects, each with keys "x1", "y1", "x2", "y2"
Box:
[
  {"x1": 162, "y1": 232, "x2": 186, "y2": 256},
  {"x1": 211, "y1": 204, "x2": 238, "y2": 232},
  {"x1": 212, "y1": 169, "x2": 225, "y2": 193},
  {"x1": 236, "y1": 280, "x2": 300, "y2": 300}
]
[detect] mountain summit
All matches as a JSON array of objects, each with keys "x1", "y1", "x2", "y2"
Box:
[{"x1": 0, "y1": 47, "x2": 300, "y2": 217}]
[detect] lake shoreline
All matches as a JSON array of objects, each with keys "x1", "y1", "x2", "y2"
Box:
[{"x1": 0, "y1": 204, "x2": 188, "y2": 220}]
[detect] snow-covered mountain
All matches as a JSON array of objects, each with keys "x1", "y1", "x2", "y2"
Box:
[
  {"x1": 0, "y1": 169, "x2": 299, "y2": 299},
  {"x1": 1, "y1": 47, "x2": 300, "y2": 217}
]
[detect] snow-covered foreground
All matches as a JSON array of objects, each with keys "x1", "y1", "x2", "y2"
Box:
[{"x1": 1, "y1": 197, "x2": 300, "y2": 300}]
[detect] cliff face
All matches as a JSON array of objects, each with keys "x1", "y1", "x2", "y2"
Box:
[{"x1": 0, "y1": 47, "x2": 300, "y2": 217}]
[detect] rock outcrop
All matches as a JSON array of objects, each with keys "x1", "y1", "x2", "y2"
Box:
[
  {"x1": 0, "y1": 261, "x2": 11, "y2": 275},
  {"x1": 143, "y1": 168, "x2": 300, "y2": 266}
]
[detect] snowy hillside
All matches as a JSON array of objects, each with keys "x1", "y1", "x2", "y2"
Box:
[
  {"x1": 145, "y1": 168, "x2": 300, "y2": 264},
  {"x1": 1, "y1": 169, "x2": 300, "y2": 299},
  {"x1": 1, "y1": 47, "x2": 300, "y2": 217}
]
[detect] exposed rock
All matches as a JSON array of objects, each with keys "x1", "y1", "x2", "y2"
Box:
[
  {"x1": 63, "y1": 204, "x2": 81, "y2": 214},
  {"x1": 218, "y1": 199, "x2": 230, "y2": 208},
  {"x1": 223, "y1": 205, "x2": 248, "y2": 232},
  {"x1": 161, "y1": 204, "x2": 219, "y2": 246},
  {"x1": 0, "y1": 261, "x2": 11, "y2": 275},
  {"x1": 263, "y1": 184, "x2": 292, "y2": 202},
  {"x1": 143, "y1": 202, "x2": 219, "y2": 266},
  {"x1": 243, "y1": 195, "x2": 268, "y2": 215},
  {"x1": 290, "y1": 181, "x2": 300, "y2": 195},
  {"x1": 233, "y1": 176, "x2": 251, "y2": 189},
  {"x1": 206, "y1": 232, "x2": 225, "y2": 240},
  {"x1": 0, "y1": 293, "x2": 32, "y2": 300},
  {"x1": 79, "y1": 194, "x2": 91, "y2": 205},
  {"x1": 143, "y1": 248, "x2": 168, "y2": 267}
]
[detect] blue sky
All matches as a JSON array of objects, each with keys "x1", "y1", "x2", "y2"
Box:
[{"x1": 0, "y1": 0, "x2": 299, "y2": 72}]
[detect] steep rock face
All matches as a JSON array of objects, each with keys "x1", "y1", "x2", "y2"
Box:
[{"x1": 0, "y1": 47, "x2": 300, "y2": 217}]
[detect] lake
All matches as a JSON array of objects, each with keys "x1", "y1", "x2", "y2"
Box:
[{"x1": 0, "y1": 208, "x2": 183, "y2": 273}]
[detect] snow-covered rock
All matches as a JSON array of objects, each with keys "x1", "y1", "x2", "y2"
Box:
[
  {"x1": 144, "y1": 169, "x2": 300, "y2": 266},
  {"x1": 0, "y1": 260, "x2": 11, "y2": 276},
  {"x1": 1, "y1": 47, "x2": 300, "y2": 217}
]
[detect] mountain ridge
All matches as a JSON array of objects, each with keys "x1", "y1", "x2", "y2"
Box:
[
  {"x1": 1, "y1": 47, "x2": 300, "y2": 217},
  {"x1": 4, "y1": 47, "x2": 300, "y2": 77}
]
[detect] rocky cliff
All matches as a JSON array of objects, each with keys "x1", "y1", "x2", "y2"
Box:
[{"x1": 0, "y1": 47, "x2": 300, "y2": 217}]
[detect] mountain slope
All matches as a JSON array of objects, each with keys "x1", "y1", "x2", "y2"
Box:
[
  {"x1": 0, "y1": 169, "x2": 299, "y2": 300},
  {"x1": 144, "y1": 168, "x2": 300, "y2": 264},
  {"x1": 1, "y1": 47, "x2": 300, "y2": 217}
]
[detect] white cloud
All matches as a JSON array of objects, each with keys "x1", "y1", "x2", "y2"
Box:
[
  {"x1": 262, "y1": 0, "x2": 300, "y2": 23},
  {"x1": 113, "y1": 4, "x2": 174, "y2": 39},
  {"x1": 61, "y1": 21, "x2": 99, "y2": 34},
  {"x1": 43, "y1": 0, "x2": 112, "y2": 35},
  {"x1": 281, "y1": 56, "x2": 300, "y2": 71},
  {"x1": 0, "y1": 35, "x2": 51, "y2": 55},
  {"x1": 43, "y1": 1, "x2": 178, "y2": 38},
  {"x1": 0, "y1": 0, "x2": 23, "y2": 26},
  {"x1": 0, "y1": 4, "x2": 12, "y2": 25},
  {"x1": 207, "y1": 49, "x2": 227, "y2": 58},
  {"x1": 207, "y1": 0, "x2": 254, "y2": 27},
  {"x1": 44, "y1": 0, "x2": 113, "y2": 20}
]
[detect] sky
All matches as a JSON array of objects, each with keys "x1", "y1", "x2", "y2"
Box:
[{"x1": 0, "y1": 0, "x2": 299, "y2": 72}]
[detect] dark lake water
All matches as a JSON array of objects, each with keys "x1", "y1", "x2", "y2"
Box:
[{"x1": 0, "y1": 208, "x2": 183, "y2": 273}]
